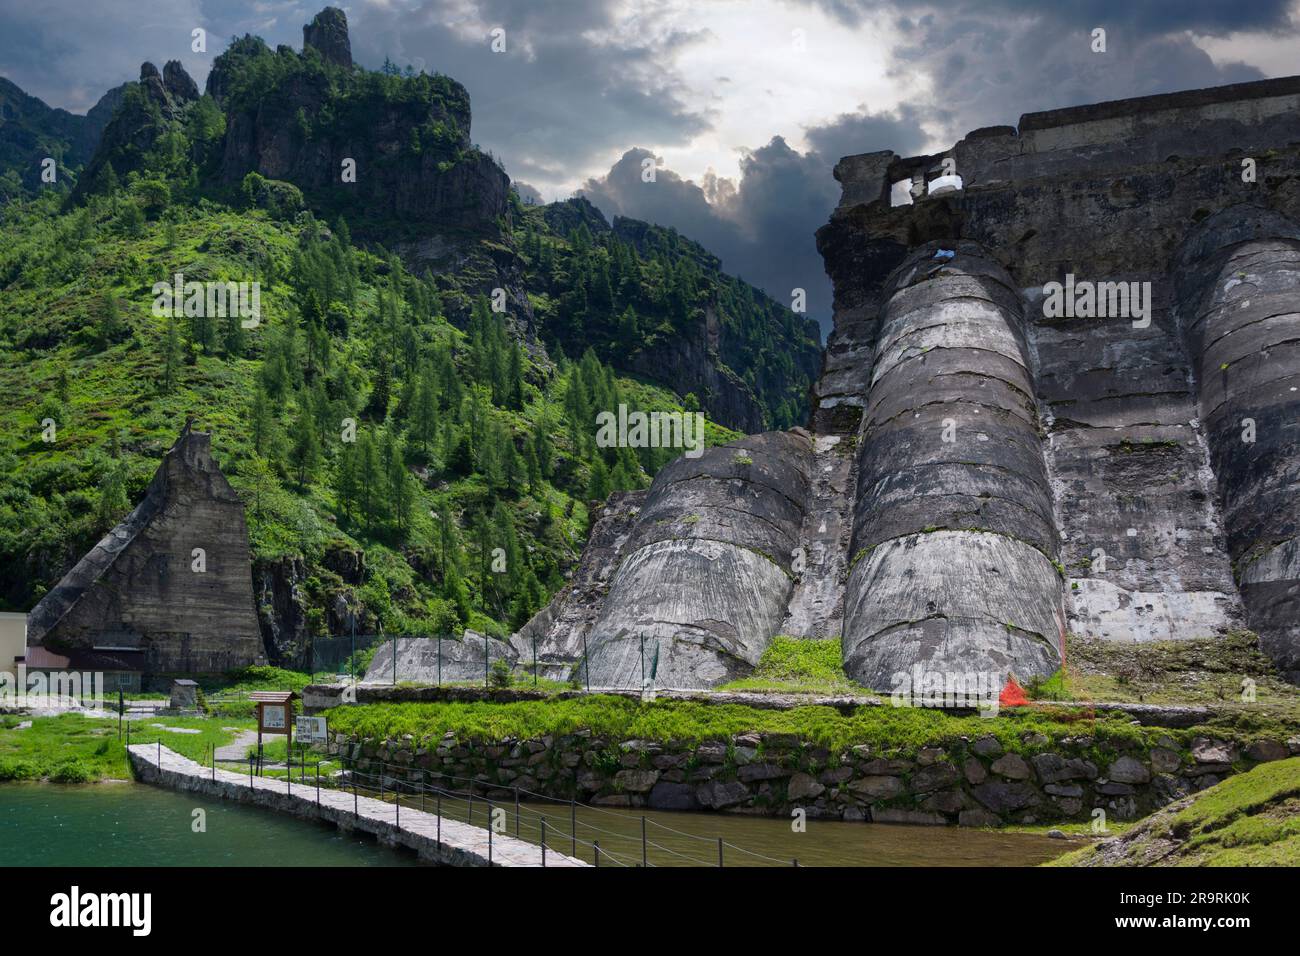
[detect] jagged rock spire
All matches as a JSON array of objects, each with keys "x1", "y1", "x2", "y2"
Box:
[
  {"x1": 303, "y1": 7, "x2": 352, "y2": 68},
  {"x1": 163, "y1": 60, "x2": 198, "y2": 101}
]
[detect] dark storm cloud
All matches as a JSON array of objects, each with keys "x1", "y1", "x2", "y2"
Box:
[
  {"x1": 792, "y1": 0, "x2": 1292, "y2": 141},
  {"x1": 582, "y1": 105, "x2": 927, "y2": 337}
]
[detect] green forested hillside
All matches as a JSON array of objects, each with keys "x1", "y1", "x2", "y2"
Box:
[
  {"x1": 0, "y1": 30, "x2": 817, "y2": 662},
  {"x1": 0, "y1": 189, "x2": 736, "y2": 650}
]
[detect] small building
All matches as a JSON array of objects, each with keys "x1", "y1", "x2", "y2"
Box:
[{"x1": 22, "y1": 645, "x2": 144, "y2": 695}]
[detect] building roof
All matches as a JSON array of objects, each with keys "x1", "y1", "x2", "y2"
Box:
[{"x1": 23, "y1": 644, "x2": 145, "y2": 672}]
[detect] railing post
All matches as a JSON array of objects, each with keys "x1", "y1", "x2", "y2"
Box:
[
  {"x1": 571, "y1": 799, "x2": 577, "y2": 857},
  {"x1": 594, "y1": 840, "x2": 600, "y2": 867},
  {"x1": 249, "y1": 753, "x2": 254, "y2": 790},
  {"x1": 515, "y1": 788, "x2": 520, "y2": 837},
  {"x1": 541, "y1": 817, "x2": 547, "y2": 867},
  {"x1": 353, "y1": 772, "x2": 358, "y2": 819},
  {"x1": 582, "y1": 632, "x2": 590, "y2": 692},
  {"x1": 718, "y1": 837, "x2": 724, "y2": 868},
  {"x1": 641, "y1": 816, "x2": 647, "y2": 867},
  {"x1": 316, "y1": 762, "x2": 321, "y2": 807},
  {"x1": 488, "y1": 800, "x2": 493, "y2": 865},
  {"x1": 396, "y1": 783, "x2": 400, "y2": 828},
  {"x1": 437, "y1": 792, "x2": 442, "y2": 844}
]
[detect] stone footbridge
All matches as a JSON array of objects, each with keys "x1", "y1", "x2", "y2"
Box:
[{"x1": 127, "y1": 744, "x2": 586, "y2": 867}]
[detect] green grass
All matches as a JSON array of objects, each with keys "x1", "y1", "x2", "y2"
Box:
[
  {"x1": 0, "y1": 713, "x2": 249, "y2": 782},
  {"x1": 717, "y1": 636, "x2": 864, "y2": 695},
  {"x1": 323, "y1": 694, "x2": 1188, "y2": 759},
  {"x1": 1051, "y1": 757, "x2": 1300, "y2": 866}
]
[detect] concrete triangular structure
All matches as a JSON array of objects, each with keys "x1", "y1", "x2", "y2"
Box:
[{"x1": 27, "y1": 422, "x2": 264, "y2": 675}]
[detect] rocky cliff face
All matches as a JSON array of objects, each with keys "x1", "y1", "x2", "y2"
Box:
[
  {"x1": 206, "y1": 12, "x2": 508, "y2": 237},
  {"x1": 26, "y1": 423, "x2": 264, "y2": 674},
  {"x1": 70, "y1": 60, "x2": 199, "y2": 203},
  {"x1": 524, "y1": 74, "x2": 1300, "y2": 690}
]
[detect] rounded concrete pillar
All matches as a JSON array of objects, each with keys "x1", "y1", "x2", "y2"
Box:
[
  {"x1": 1176, "y1": 206, "x2": 1300, "y2": 680},
  {"x1": 843, "y1": 241, "x2": 1064, "y2": 691}
]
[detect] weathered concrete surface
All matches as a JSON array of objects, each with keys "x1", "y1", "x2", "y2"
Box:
[
  {"x1": 26, "y1": 423, "x2": 263, "y2": 674},
  {"x1": 818, "y1": 74, "x2": 1300, "y2": 681},
  {"x1": 780, "y1": 433, "x2": 857, "y2": 638},
  {"x1": 1175, "y1": 206, "x2": 1300, "y2": 679},
  {"x1": 581, "y1": 431, "x2": 812, "y2": 689},
  {"x1": 1027, "y1": 274, "x2": 1245, "y2": 643},
  {"x1": 128, "y1": 744, "x2": 584, "y2": 866},
  {"x1": 512, "y1": 490, "x2": 646, "y2": 680},
  {"x1": 843, "y1": 244, "x2": 1063, "y2": 690},
  {"x1": 364, "y1": 632, "x2": 517, "y2": 685},
  {"x1": 519, "y1": 75, "x2": 1300, "y2": 690}
]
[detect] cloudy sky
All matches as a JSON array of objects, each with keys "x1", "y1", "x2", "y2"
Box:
[{"x1": 2, "y1": 0, "x2": 1297, "y2": 333}]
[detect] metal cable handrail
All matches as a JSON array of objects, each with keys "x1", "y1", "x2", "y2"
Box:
[{"x1": 331, "y1": 755, "x2": 798, "y2": 867}]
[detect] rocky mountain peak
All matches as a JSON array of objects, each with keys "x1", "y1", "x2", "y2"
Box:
[
  {"x1": 303, "y1": 6, "x2": 353, "y2": 68},
  {"x1": 163, "y1": 60, "x2": 198, "y2": 101}
]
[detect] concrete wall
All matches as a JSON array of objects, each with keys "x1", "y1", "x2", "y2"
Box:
[{"x1": 0, "y1": 612, "x2": 25, "y2": 676}]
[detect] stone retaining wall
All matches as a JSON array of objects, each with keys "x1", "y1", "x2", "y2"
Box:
[{"x1": 337, "y1": 728, "x2": 1300, "y2": 827}]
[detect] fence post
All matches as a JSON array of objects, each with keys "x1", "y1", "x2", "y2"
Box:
[
  {"x1": 515, "y1": 788, "x2": 520, "y2": 837},
  {"x1": 718, "y1": 837, "x2": 724, "y2": 867},
  {"x1": 396, "y1": 783, "x2": 400, "y2": 828},
  {"x1": 468, "y1": 790, "x2": 474, "y2": 824},
  {"x1": 353, "y1": 772, "x2": 358, "y2": 819},
  {"x1": 437, "y1": 636, "x2": 442, "y2": 687},
  {"x1": 594, "y1": 840, "x2": 600, "y2": 867},
  {"x1": 484, "y1": 637, "x2": 489, "y2": 689},
  {"x1": 488, "y1": 800, "x2": 493, "y2": 865},
  {"x1": 437, "y1": 792, "x2": 442, "y2": 844},
  {"x1": 571, "y1": 799, "x2": 577, "y2": 856},
  {"x1": 316, "y1": 762, "x2": 321, "y2": 807},
  {"x1": 156, "y1": 739, "x2": 161, "y2": 766},
  {"x1": 642, "y1": 817, "x2": 647, "y2": 867},
  {"x1": 392, "y1": 633, "x2": 397, "y2": 687},
  {"x1": 541, "y1": 817, "x2": 547, "y2": 867},
  {"x1": 249, "y1": 753, "x2": 254, "y2": 790}
]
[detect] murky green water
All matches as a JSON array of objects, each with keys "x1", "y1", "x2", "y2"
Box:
[
  {"x1": 392, "y1": 789, "x2": 1074, "y2": 867},
  {"x1": 0, "y1": 783, "x2": 417, "y2": 867},
  {"x1": 0, "y1": 781, "x2": 1074, "y2": 867}
]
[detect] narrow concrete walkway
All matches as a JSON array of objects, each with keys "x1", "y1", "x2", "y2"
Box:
[
  {"x1": 214, "y1": 729, "x2": 259, "y2": 761},
  {"x1": 128, "y1": 744, "x2": 586, "y2": 867}
]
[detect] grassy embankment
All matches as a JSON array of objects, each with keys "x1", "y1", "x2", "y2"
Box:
[
  {"x1": 0, "y1": 713, "x2": 250, "y2": 782},
  {"x1": 1049, "y1": 756, "x2": 1300, "y2": 866}
]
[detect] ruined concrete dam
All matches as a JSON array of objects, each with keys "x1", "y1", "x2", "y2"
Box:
[{"x1": 514, "y1": 75, "x2": 1300, "y2": 692}]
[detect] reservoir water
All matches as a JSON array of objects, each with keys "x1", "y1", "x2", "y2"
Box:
[
  {"x1": 0, "y1": 783, "x2": 417, "y2": 867},
  {"x1": 0, "y1": 781, "x2": 1075, "y2": 867}
]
